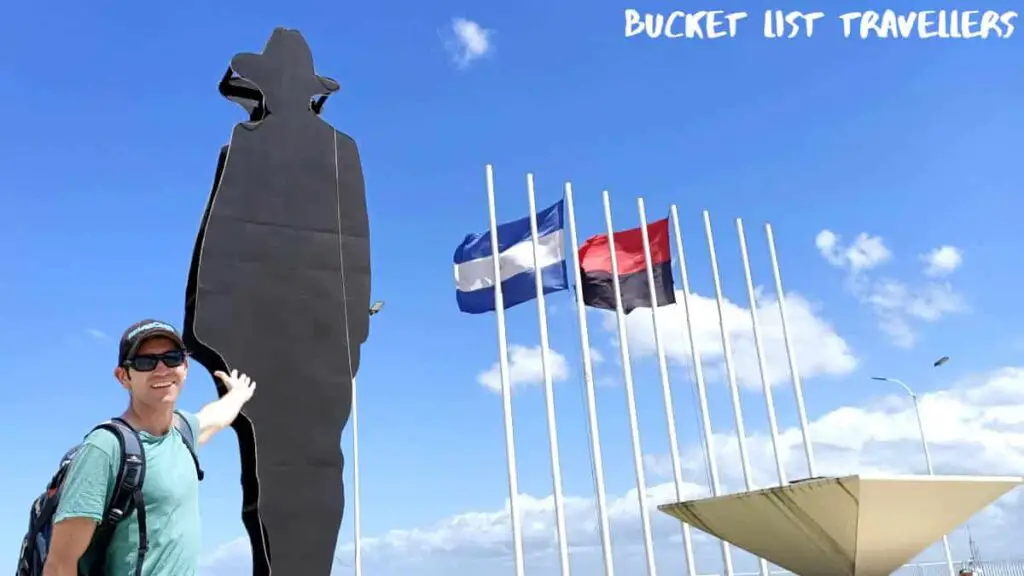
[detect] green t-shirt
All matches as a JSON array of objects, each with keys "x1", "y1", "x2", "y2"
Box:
[{"x1": 53, "y1": 412, "x2": 202, "y2": 576}]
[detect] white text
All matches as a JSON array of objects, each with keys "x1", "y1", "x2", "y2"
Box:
[{"x1": 624, "y1": 9, "x2": 749, "y2": 39}]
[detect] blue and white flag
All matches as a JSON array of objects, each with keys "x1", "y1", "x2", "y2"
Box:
[{"x1": 453, "y1": 199, "x2": 569, "y2": 314}]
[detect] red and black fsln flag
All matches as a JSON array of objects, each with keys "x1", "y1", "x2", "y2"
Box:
[{"x1": 578, "y1": 218, "x2": 676, "y2": 313}]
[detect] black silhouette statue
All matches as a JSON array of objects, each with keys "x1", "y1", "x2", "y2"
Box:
[{"x1": 183, "y1": 28, "x2": 371, "y2": 575}]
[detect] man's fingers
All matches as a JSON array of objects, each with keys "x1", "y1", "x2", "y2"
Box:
[{"x1": 211, "y1": 369, "x2": 255, "y2": 397}]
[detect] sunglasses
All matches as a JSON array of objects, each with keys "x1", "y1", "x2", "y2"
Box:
[{"x1": 126, "y1": 349, "x2": 187, "y2": 371}]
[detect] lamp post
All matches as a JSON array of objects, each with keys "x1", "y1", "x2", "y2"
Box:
[
  {"x1": 871, "y1": 376, "x2": 935, "y2": 473},
  {"x1": 354, "y1": 300, "x2": 383, "y2": 576},
  {"x1": 871, "y1": 357, "x2": 955, "y2": 576}
]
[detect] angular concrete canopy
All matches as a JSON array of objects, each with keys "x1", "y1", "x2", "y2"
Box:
[{"x1": 658, "y1": 474, "x2": 1022, "y2": 576}]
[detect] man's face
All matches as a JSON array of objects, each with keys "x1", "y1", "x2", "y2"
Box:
[{"x1": 115, "y1": 337, "x2": 189, "y2": 406}]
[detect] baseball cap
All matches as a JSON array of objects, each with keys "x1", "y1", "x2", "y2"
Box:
[{"x1": 118, "y1": 319, "x2": 186, "y2": 366}]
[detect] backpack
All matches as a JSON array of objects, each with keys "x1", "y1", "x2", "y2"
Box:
[{"x1": 16, "y1": 411, "x2": 204, "y2": 576}]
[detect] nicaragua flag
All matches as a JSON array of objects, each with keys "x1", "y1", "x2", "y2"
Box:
[{"x1": 453, "y1": 199, "x2": 569, "y2": 314}]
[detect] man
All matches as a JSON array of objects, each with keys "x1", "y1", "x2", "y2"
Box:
[{"x1": 42, "y1": 319, "x2": 256, "y2": 576}]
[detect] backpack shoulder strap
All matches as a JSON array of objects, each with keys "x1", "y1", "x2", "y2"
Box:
[
  {"x1": 89, "y1": 418, "x2": 148, "y2": 576},
  {"x1": 173, "y1": 410, "x2": 204, "y2": 481}
]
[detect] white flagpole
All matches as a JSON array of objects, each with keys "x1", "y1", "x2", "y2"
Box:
[
  {"x1": 485, "y1": 164, "x2": 526, "y2": 576},
  {"x1": 669, "y1": 206, "x2": 734, "y2": 576},
  {"x1": 736, "y1": 219, "x2": 786, "y2": 485},
  {"x1": 352, "y1": 376, "x2": 363, "y2": 576},
  {"x1": 565, "y1": 182, "x2": 615, "y2": 576},
  {"x1": 603, "y1": 190, "x2": 657, "y2": 575},
  {"x1": 637, "y1": 198, "x2": 696, "y2": 575},
  {"x1": 703, "y1": 211, "x2": 768, "y2": 576},
  {"x1": 765, "y1": 223, "x2": 817, "y2": 477},
  {"x1": 526, "y1": 174, "x2": 571, "y2": 575}
]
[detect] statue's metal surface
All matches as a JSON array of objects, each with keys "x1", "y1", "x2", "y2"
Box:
[{"x1": 183, "y1": 27, "x2": 371, "y2": 575}]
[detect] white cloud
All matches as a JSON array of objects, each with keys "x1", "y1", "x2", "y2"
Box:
[
  {"x1": 202, "y1": 367, "x2": 1024, "y2": 575},
  {"x1": 922, "y1": 246, "x2": 964, "y2": 277},
  {"x1": 605, "y1": 289, "x2": 857, "y2": 390},
  {"x1": 352, "y1": 480, "x2": 704, "y2": 557},
  {"x1": 394, "y1": 365, "x2": 1024, "y2": 559},
  {"x1": 816, "y1": 230, "x2": 966, "y2": 348},
  {"x1": 867, "y1": 280, "x2": 966, "y2": 347},
  {"x1": 643, "y1": 453, "x2": 676, "y2": 480},
  {"x1": 444, "y1": 18, "x2": 493, "y2": 68},
  {"x1": 199, "y1": 537, "x2": 250, "y2": 571},
  {"x1": 477, "y1": 344, "x2": 570, "y2": 393},
  {"x1": 86, "y1": 328, "x2": 106, "y2": 339},
  {"x1": 816, "y1": 230, "x2": 891, "y2": 272}
]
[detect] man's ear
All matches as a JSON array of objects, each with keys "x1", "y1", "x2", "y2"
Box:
[{"x1": 113, "y1": 366, "x2": 131, "y2": 390}]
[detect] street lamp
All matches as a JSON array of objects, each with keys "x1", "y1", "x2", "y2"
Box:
[
  {"x1": 871, "y1": 376, "x2": 936, "y2": 474},
  {"x1": 871, "y1": 357, "x2": 955, "y2": 575}
]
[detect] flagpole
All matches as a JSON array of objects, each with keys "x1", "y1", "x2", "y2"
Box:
[
  {"x1": 352, "y1": 376, "x2": 363, "y2": 576},
  {"x1": 736, "y1": 219, "x2": 786, "y2": 485},
  {"x1": 637, "y1": 198, "x2": 696, "y2": 575},
  {"x1": 565, "y1": 182, "x2": 615, "y2": 576},
  {"x1": 485, "y1": 164, "x2": 526, "y2": 576},
  {"x1": 703, "y1": 210, "x2": 768, "y2": 576},
  {"x1": 603, "y1": 190, "x2": 657, "y2": 576},
  {"x1": 670, "y1": 205, "x2": 734, "y2": 576},
  {"x1": 765, "y1": 223, "x2": 817, "y2": 478},
  {"x1": 526, "y1": 174, "x2": 571, "y2": 575}
]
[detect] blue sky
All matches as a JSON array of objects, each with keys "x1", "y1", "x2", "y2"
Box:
[{"x1": 2, "y1": 0, "x2": 1023, "y2": 575}]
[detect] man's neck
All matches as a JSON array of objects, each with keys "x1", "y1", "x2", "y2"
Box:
[{"x1": 123, "y1": 399, "x2": 175, "y2": 436}]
